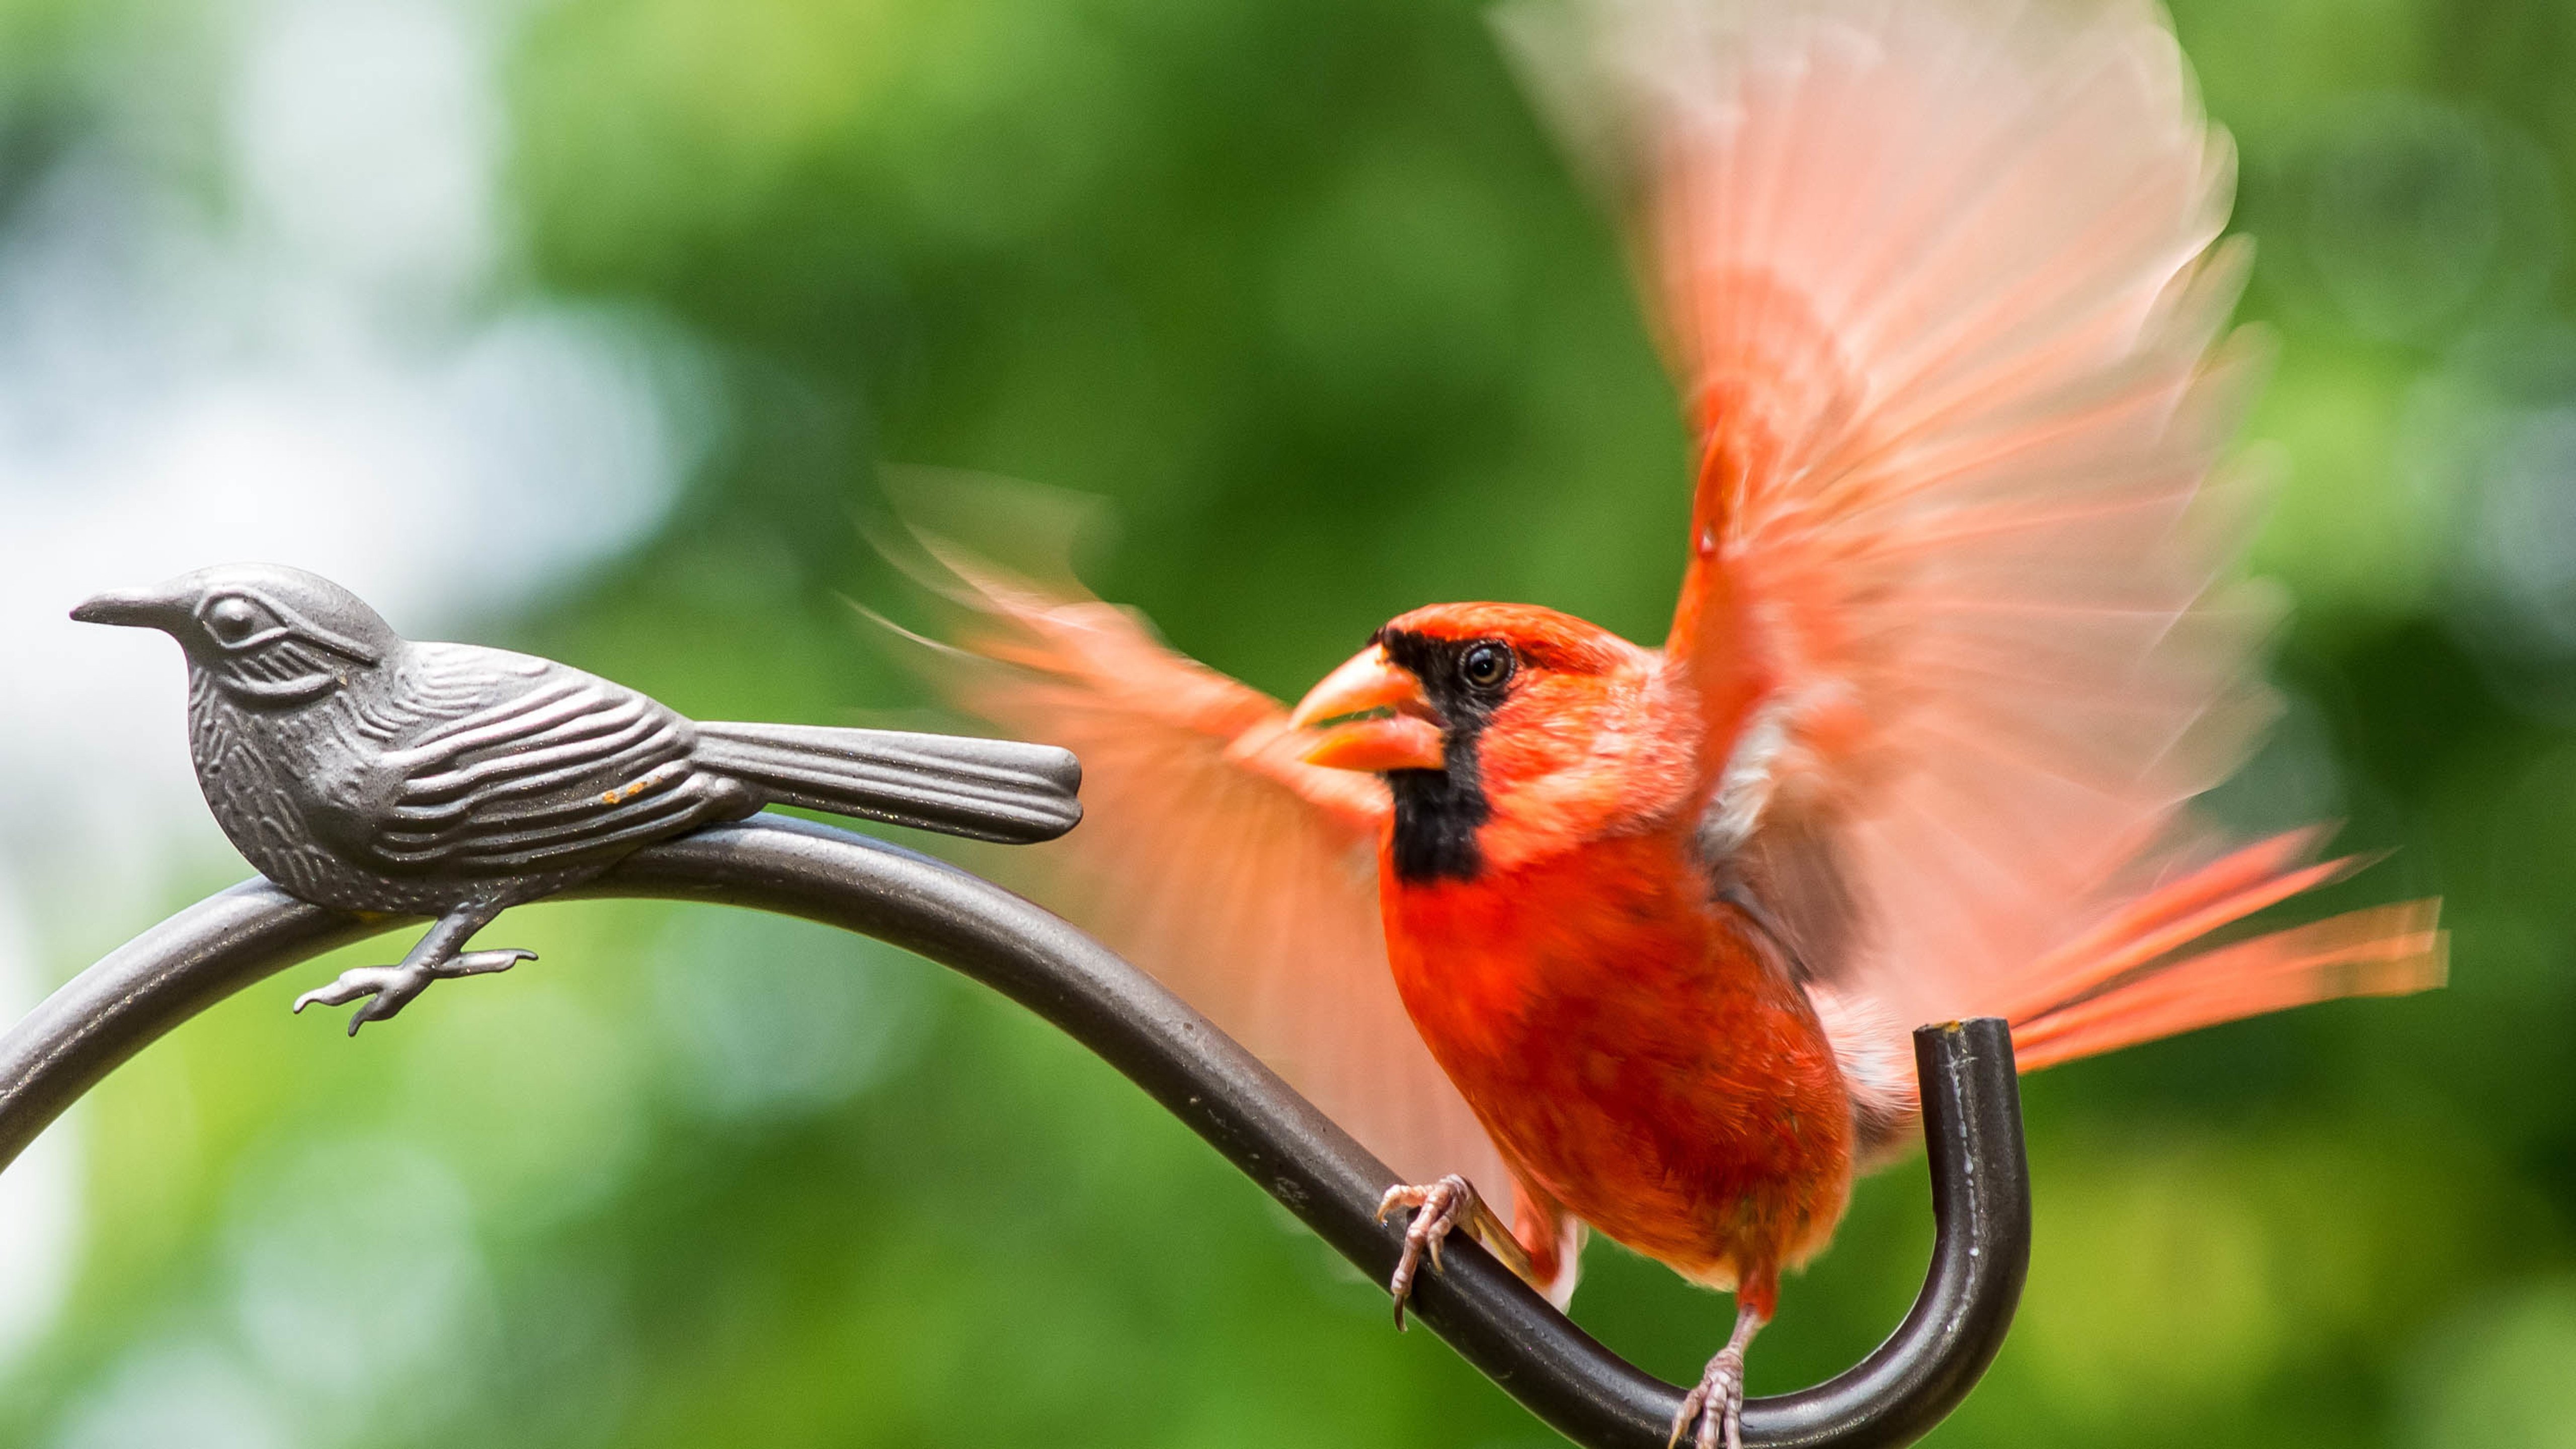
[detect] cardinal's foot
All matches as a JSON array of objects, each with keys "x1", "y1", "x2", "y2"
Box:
[
  {"x1": 1377, "y1": 1172, "x2": 1479, "y2": 1330},
  {"x1": 1670, "y1": 1344, "x2": 1747, "y2": 1449},
  {"x1": 1671, "y1": 1302, "x2": 1768, "y2": 1449},
  {"x1": 293, "y1": 948, "x2": 534, "y2": 1036}
]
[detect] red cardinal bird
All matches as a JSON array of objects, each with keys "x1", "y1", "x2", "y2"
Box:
[{"x1": 909, "y1": 0, "x2": 2446, "y2": 1443}]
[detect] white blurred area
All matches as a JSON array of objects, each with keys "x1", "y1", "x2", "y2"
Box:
[{"x1": 0, "y1": 0, "x2": 700, "y2": 1394}]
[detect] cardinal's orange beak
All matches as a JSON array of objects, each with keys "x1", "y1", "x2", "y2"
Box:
[{"x1": 1289, "y1": 643, "x2": 1446, "y2": 772}]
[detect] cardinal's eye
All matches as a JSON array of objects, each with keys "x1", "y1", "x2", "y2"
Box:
[
  {"x1": 203, "y1": 596, "x2": 268, "y2": 647},
  {"x1": 1459, "y1": 642, "x2": 1514, "y2": 691}
]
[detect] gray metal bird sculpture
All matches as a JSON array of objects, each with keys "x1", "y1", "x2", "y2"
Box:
[{"x1": 74, "y1": 563, "x2": 1083, "y2": 1033}]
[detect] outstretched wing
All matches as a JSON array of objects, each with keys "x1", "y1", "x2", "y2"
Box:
[
  {"x1": 350, "y1": 647, "x2": 725, "y2": 874},
  {"x1": 1515, "y1": 0, "x2": 2439, "y2": 1035},
  {"x1": 907, "y1": 548, "x2": 1512, "y2": 1197}
]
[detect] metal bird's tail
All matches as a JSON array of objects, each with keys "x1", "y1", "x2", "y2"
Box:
[{"x1": 696, "y1": 722, "x2": 1081, "y2": 845}]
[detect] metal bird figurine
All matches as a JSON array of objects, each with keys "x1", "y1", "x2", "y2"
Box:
[{"x1": 74, "y1": 563, "x2": 1083, "y2": 1034}]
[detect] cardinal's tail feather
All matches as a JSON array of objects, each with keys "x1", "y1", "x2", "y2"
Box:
[
  {"x1": 696, "y1": 721, "x2": 1082, "y2": 845},
  {"x1": 1983, "y1": 833, "x2": 2446, "y2": 1072},
  {"x1": 2009, "y1": 901, "x2": 2444, "y2": 1071}
]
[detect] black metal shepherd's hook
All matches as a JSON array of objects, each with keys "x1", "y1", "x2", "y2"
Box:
[{"x1": 0, "y1": 816, "x2": 2028, "y2": 1449}]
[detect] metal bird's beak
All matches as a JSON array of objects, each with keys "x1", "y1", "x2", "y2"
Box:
[
  {"x1": 1289, "y1": 643, "x2": 1446, "y2": 772},
  {"x1": 70, "y1": 585, "x2": 191, "y2": 633}
]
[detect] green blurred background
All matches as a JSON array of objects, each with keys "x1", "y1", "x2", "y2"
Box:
[{"x1": 4, "y1": 0, "x2": 2575, "y2": 1444}]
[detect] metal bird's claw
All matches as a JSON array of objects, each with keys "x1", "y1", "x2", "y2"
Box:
[{"x1": 292, "y1": 948, "x2": 534, "y2": 1035}]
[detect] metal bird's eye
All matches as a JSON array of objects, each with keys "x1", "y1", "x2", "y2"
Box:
[
  {"x1": 1459, "y1": 642, "x2": 1514, "y2": 691},
  {"x1": 203, "y1": 596, "x2": 268, "y2": 647}
]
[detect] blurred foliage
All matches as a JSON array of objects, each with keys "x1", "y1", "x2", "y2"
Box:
[{"x1": 9, "y1": 0, "x2": 2576, "y2": 1445}]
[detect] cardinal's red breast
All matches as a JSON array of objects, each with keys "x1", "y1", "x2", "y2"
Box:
[{"x1": 1380, "y1": 819, "x2": 1855, "y2": 1308}]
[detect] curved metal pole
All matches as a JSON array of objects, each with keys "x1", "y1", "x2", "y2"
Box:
[{"x1": 0, "y1": 816, "x2": 2028, "y2": 1449}]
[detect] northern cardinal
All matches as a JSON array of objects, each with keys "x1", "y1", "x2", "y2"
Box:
[{"x1": 908, "y1": 0, "x2": 2447, "y2": 1444}]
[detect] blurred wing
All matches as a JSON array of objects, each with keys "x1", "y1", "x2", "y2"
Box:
[
  {"x1": 909, "y1": 550, "x2": 1513, "y2": 1193},
  {"x1": 363, "y1": 649, "x2": 712, "y2": 873},
  {"x1": 1515, "y1": 0, "x2": 2440, "y2": 1036}
]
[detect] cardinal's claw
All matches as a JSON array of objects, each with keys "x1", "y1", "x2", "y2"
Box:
[
  {"x1": 1670, "y1": 1345, "x2": 1746, "y2": 1449},
  {"x1": 1377, "y1": 1172, "x2": 1477, "y2": 1331},
  {"x1": 293, "y1": 948, "x2": 535, "y2": 1035},
  {"x1": 1671, "y1": 1305, "x2": 1766, "y2": 1449}
]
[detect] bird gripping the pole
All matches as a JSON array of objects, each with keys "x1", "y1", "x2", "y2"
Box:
[{"x1": 74, "y1": 562, "x2": 1082, "y2": 1033}]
